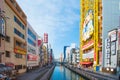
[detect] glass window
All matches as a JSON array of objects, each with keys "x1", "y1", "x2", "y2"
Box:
[
  {"x1": 28, "y1": 38, "x2": 36, "y2": 46},
  {"x1": 15, "y1": 54, "x2": 22, "y2": 58},
  {"x1": 14, "y1": 28, "x2": 25, "y2": 39},
  {"x1": 5, "y1": 36, "x2": 10, "y2": 42},
  {"x1": 28, "y1": 28, "x2": 36, "y2": 40},
  {"x1": 6, "y1": 51, "x2": 10, "y2": 57},
  {"x1": 15, "y1": 40, "x2": 26, "y2": 49},
  {"x1": 28, "y1": 46, "x2": 36, "y2": 54},
  {"x1": 14, "y1": 16, "x2": 25, "y2": 30},
  {"x1": 0, "y1": 17, "x2": 5, "y2": 36}
]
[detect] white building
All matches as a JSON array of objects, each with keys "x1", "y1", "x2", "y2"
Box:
[
  {"x1": 27, "y1": 22, "x2": 39, "y2": 70},
  {"x1": 66, "y1": 47, "x2": 71, "y2": 63}
]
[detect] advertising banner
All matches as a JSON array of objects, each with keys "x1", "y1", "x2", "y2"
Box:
[
  {"x1": 27, "y1": 54, "x2": 38, "y2": 61},
  {"x1": 14, "y1": 48, "x2": 26, "y2": 55}
]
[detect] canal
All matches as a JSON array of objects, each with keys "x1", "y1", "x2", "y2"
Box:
[{"x1": 50, "y1": 65, "x2": 88, "y2": 80}]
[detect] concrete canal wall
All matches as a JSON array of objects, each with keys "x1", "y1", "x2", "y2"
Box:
[
  {"x1": 64, "y1": 65, "x2": 119, "y2": 80},
  {"x1": 39, "y1": 65, "x2": 55, "y2": 80}
]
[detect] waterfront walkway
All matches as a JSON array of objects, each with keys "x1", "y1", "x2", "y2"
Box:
[
  {"x1": 16, "y1": 65, "x2": 53, "y2": 80},
  {"x1": 39, "y1": 65, "x2": 55, "y2": 80},
  {"x1": 65, "y1": 64, "x2": 119, "y2": 80}
]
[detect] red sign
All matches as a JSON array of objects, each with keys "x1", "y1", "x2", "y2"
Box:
[
  {"x1": 82, "y1": 40, "x2": 94, "y2": 50},
  {"x1": 44, "y1": 33, "x2": 48, "y2": 43},
  {"x1": 27, "y1": 54, "x2": 38, "y2": 61},
  {"x1": 38, "y1": 39, "x2": 42, "y2": 46}
]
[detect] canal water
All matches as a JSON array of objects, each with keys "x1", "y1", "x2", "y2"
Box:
[{"x1": 50, "y1": 65, "x2": 88, "y2": 80}]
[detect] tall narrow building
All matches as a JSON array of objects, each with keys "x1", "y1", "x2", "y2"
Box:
[
  {"x1": 80, "y1": 0, "x2": 102, "y2": 71},
  {"x1": 27, "y1": 22, "x2": 39, "y2": 70}
]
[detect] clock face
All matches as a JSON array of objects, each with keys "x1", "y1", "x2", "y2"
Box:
[{"x1": 82, "y1": 10, "x2": 94, "y2": 41}]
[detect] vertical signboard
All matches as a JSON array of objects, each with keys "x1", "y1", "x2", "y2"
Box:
[
  {"x1": 105, "y1": 38, "x2": 111, "y2": 67},
  {"x1": 44, "y1": 33, "x2": 48, "y2": 43}
]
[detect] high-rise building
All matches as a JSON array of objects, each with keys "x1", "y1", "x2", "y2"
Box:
[
  {"x1": 80, "y1": 0, "x2": 102, "y2": 71},
  {"x1": 66, "y1": 47, "x2": 71, "y2": 63},
  {"x1": 63, "y1": 46, "x2": 69, "y2": 62}
]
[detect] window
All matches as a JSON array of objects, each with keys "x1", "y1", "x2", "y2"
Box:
[
  {"x1": 28, "y1": 46, "x2": 36, "y2": 54},
  {"x1": 10, "y1": 0, "x2": 14, "y2": 3},
  {"x1": 14, "y1": 28, "x2": 25, "y2": 39},
  {"x1": 15, "y1": 54, "x2": 22, "y2": 58},
  {"x1": 0, "y1": 17, "x2": 5, "y2": 36},
  {"x1": 16, "y1": 41, "x2": 21, "y2": 46},
  {"x1": 15, "y1": 40, "x2": 26, "y2": 49},
  {"x1": 14, "y1": 16, "x2": 25, "y2": 30},
  {"x1": 6, "y1": 51, "x2": 10, "y2": 57},
  {"x1": 28, "y1": 38, "x2": 36, "y2": 46},
  {"x1": 15, "y1": 65, "x2": 22, "y2": 70},
  {"x1": 28, "y1": 28, "x2": 36, "y2": 40},
  {"x1": 5, "y1": 36, "x2": 10, "y2": 42}
]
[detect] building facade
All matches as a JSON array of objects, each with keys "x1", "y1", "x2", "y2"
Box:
[
  {"x1": 0, "y1": 0, "x2": 6, "y2": 63},
  {"x1": 0, "y1": 0, "x2": 27, "y2": 73},
  {"x1": 102, "y1": 0, "x2": 120, "y2": 74},
  {"x1": 66, "y1": 47, "x2": 71, "y2": 63},
  {"x1": 27, "y1": 22, "x2": 39, "y2": 70},
  {"x1": 80, "y1": 0, "x2": 102, "y2": 70}
]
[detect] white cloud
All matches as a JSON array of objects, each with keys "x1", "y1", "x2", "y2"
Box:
[{"x1": 16, "y1": 0, "x2": 80, "y2": 58}]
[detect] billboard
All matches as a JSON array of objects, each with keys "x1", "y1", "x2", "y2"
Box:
[
  {"x1": 82, "y1": 10, "x2": 94, "y2": 41},
  {"x1": 27, "y1": 54, "x2": 38, "y2": 61}
]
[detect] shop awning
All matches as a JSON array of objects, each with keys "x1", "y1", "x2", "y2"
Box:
[{"x1": 80, "y1": 62, "x2": 93, "y2": 65}]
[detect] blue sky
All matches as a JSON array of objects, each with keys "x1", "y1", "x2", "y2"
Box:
[{"x1": 16, "y1": 0, "x2": 80, "y2": 59}]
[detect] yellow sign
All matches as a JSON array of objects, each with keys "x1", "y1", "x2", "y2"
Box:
[{"x1": 14, "y1": 48, "x2": 26, "y2": 55}]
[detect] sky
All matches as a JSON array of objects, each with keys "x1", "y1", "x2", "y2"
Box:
[{"x1": 16, "y1": 0, "x2": 80, "y2": 59}]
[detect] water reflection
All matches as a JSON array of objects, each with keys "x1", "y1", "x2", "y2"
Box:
[{"x1": 50, "y1": 65, "x2": 87, "y2": 80}]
